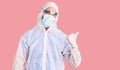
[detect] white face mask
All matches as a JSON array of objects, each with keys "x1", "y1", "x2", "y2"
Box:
[{"x1": 41, "y1": 14, "x2": 56, "y2": 27}]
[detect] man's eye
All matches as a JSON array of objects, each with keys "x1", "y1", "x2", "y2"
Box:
[
  {"x1": 54, "y1": 13, "x2": 58, "y2": 16},
  {"x1": 44, "y1": 10, "x2": 50, "y2": 14}
]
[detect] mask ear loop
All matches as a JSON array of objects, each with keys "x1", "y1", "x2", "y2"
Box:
[{"x1": 40, "y1": 10, "x2": 45, "y2": 20}]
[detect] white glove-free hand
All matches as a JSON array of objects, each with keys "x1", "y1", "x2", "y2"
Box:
[{"x1": 67, "y1": 32, "x2": 79, "y2": 48}]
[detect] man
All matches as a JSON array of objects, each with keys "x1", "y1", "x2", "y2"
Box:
[{"x1": 13, "y1": 2, "x2": 81, "y2": 70}]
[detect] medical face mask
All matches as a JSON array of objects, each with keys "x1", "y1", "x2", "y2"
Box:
[{"x1": 41, "y1": 14, "x2": 56, "y2": 27}]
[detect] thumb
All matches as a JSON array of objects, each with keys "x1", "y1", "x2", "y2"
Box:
[{"x1": 75, "y1": 32, "x2": 79, "y2": 38}]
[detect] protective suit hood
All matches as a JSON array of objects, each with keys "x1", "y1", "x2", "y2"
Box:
[{"x1": 36, "y1": 2, "x2": 59, "y2": 31}]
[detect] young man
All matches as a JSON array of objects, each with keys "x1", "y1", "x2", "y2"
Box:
[{"x1": 13, "y1": 2, "x2": 81, "y2": 70}]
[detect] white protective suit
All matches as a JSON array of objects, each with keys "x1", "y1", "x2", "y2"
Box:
[{"x1": 12, "y1": 2, "x2": 81, "y2": 70}]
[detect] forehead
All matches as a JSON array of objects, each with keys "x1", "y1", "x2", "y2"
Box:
[{"x1": 44, "y1": 6, "x2": 57, "y2": 12}]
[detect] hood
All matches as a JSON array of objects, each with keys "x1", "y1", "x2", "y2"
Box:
[{"x1": 36, "y1": 2, "x2": 59, "y2": 31}]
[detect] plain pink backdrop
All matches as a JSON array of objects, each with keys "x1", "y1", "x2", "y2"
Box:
[{"x1": 0, "y1": 0, "x2": 120, "y2": 70}]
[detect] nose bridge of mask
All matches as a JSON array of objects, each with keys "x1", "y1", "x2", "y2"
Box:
[{"x1": 43, "y1": 14, "x2": 55, "y2": 20}]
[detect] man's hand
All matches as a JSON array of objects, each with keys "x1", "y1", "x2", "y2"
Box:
[{"x1": 67, "y1": 32, "x2": 79, "y2": 48}]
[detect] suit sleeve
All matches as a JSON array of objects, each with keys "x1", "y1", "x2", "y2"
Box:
[
  {"x1": 12, "y1": 37, "x2": 29, "y2": 70},
  {"x1": 63, "y1": 39, "x2": 82, "y2": 68}
]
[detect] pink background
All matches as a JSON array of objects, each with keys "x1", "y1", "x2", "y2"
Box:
[{"x1": 0, "y1": 0, "x2": 120, "y2": 70}]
